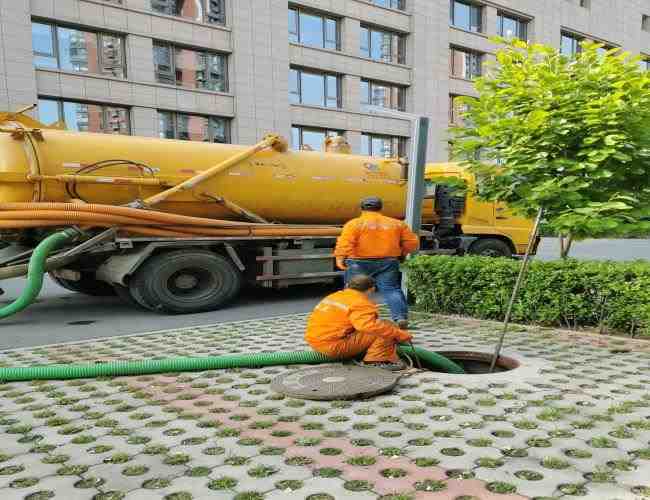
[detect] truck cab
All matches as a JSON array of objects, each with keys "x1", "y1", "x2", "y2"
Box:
[{"x1": 423, "y1": 163, "x2": 535, "y2": 257}]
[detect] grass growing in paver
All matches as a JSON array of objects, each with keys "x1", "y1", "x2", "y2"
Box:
[
  {"x1": 475, "y1": 457, "x2": 504, "y2": 468},
  {"x1": 275, "y1": 480, "x2": 304, "y2": 490},
  {"x1": 564, "y1": 448, "x2": 593, "y2": 459},
  {"x1": 313, "y1": 467, "x2": 342, "y2": 477},
  {"x1": 207, "y1": 477, "x2": 238, "y2": 490},
  {"x1": 344, "y1": 480, "x2": 373, "y2": 491},
  {"x1": 347, "y1": 455, "x2": 377, "y2": 466},
  {"x1": 558, "y1": 483, "x2": 588, "y2": 495},
  {"x1": 164, "y1": 492, "x2": 192, "y2": 500},
  {"x1": 487, "y1": 482, "x2": 517, "y2": 494},
  {"x1": 607, "y1": 459, "x2": 636, "y2": 471},
  {"x1": 122, "y1": 465, "x2": 149, "y2": 476},
  {"x1": 541, "y1": 457, "x2": 571, "y2": 469},
  {"x1": 414, "y1": 479, "x2": 447, "y2": 492},
  {"x1": 247, "y1": 465, "x2": 278, "y2": 478},
  {"x1": 380, "y1": 468, "x2": 408, "y2": 478},
  {"x1": 588, "y1": 436, "x2": 618, "y2": 448},
  {"x1": 515, "y1": 470, "x2": 544, "y2": 481},
  {"x1": 232, "y1": 492, "x2": 265, "y2": 500}
]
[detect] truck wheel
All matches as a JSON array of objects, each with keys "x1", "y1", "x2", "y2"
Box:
[
  {"x1": 130, "y1": 250, "x2": 242, "y2": 314},
  {"x1": 113, "y1": 284, "x2": 141, "y2": 308},
  {"x1": 49, "y1": 272, "x2": 116, "y2": 296},
  {"x1": 468, "y1": 238, "x2": 512, "y2": 258}
]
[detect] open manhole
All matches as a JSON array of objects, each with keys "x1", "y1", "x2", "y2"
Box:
[
  {"x1": 271, "y1": 365, "x2": 399, "y2": 401},
  {"x1": 415, "y1": 351, "x2": 520, "y2": 374}
]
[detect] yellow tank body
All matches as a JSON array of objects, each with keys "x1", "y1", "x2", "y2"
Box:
[{"x1": 0, "y1": 129, "x2": 417, "y2": 224}]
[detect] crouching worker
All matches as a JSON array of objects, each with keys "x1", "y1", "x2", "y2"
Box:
[{"x1": 305, "y1": 275, "x2": 412, "y2": 371}]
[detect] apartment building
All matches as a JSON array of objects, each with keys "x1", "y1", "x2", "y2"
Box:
[{"x1": 0, "y1": 0, "x2": 648, "y2": 161}]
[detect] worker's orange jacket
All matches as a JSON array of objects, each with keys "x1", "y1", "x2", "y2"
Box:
[
  {"x1": 334, "y1": 211, "x2": 419, "y2": 259},
  {"x1": 305, "y1": 288, "x2": 408, "y2": 349}
]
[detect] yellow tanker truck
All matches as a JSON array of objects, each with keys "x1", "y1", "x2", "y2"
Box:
[{"x1": 0, "y1": 109, "x2": 534, "y2": 314}]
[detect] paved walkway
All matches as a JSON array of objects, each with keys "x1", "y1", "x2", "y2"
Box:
[{"x1": 0, "y1": 313, "x2": 649, "y2": 499}]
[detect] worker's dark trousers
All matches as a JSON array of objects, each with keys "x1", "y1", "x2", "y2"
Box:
[{"x1": 344, "y1": 258, "x2": 408, "y2": 322}]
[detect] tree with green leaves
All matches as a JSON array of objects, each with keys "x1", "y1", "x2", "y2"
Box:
[{"x1": 450, "y1": 38, "x2": 650, "y2": 258}]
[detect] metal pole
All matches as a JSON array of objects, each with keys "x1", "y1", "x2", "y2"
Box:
[
  {"x1": 489, "y1": 207, "x2": 544, "y2": 372},
  {"x1": 402, "y1": 116, "x2": 429, "y2": 296}
]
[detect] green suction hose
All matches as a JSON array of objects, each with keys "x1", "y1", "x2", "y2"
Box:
[
  {"x1": 0, "y1": 345, "x2": 464, "y2": 381},
  {"x1": 0, "y1": 229, "x2": 78, "y2": 319}
]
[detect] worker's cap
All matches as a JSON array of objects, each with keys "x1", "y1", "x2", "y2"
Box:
[
  {"x1": 360, "y1": 196, "x2": 383, "y2": 211},
  {"x1": 348, "y1": 275, "x2": 376, "y2": 292}
]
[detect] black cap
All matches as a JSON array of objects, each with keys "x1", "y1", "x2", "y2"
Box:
[{"x1": 360, "y1": 196, "x2": 383, "y2": 211}]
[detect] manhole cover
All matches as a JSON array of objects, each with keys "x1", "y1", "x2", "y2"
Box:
[{"x1": 271, "y1": 365, "x2": 399, "y2": 401}]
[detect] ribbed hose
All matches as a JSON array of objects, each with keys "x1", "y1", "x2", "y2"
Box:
[
  {"x1": 0, "y1": 228, "x2": 77, "y2": 319},
  {"x1": 0, "y1": 346, "x2": 464, "y2": 381}
]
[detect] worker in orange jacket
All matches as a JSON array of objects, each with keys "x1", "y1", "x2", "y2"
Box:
[
  {"x1": 305, "y1": 275, "x2": 412, "y2": 371},
  {"x1": 334, "y1": 197, "x2": 419, "y2": 329}
]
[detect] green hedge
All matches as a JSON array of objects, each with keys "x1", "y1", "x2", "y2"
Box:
[{"x1": 405, "y1": 256, "x2": 650, "y2": 336}]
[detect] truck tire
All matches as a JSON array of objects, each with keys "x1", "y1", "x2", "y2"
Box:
[
  {"x1": 468, "y1": 238, "x2": 512, "y2": 258},
  {"x1": 130, "y1": 250, "x2": 242, "y2": 314},
  {"x1": 49, "y1": 272, "x2": 116, "y2": 296},
  {"x1": 113, "y1": 284, "x2": 141, "y2": 308}
]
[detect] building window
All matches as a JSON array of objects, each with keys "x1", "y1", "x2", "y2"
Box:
[
  {"x1": 32, "y1": 22, "x2": 126, "y2": 78},
  {"x1": 150, "y1": 0, "x2": 225, "y2": 25},
  {"x1": 289, "y1": 68, "x2": 340, "y2": 108},
  {"x1": 288, "y1": 7, "x2": 339, "y2": 50},
  {"x1": 38, "y1": 98, "x2": 130, "y2": 134},
  {"x1": 450, "y1": 1, "x2": 482, "y2": 33},
  {"x1": 560, "y1": 32, "x2": 583, "y2": 57},
  {"x1": 153, "y1": 42, "x2": 227, "y2": 91},
  {"x1": 291, "y1": 126, "x2": 342, "y2": 151},
  {"x1": 596, "y1": 43, "x2": 617, "y2": 57},
  {"x1": 639, "y1": 57, "x2": 650, "y2": 71},
  {"x1": 643, "y1": 15, "x2": 650, "y2": 31},
  {"x1": 361, "y1": 134, "x2": 406, "y2": 158},
  {"x1": 497, "y1": 12, "x2": 527, "y2": 40},
  {"x1": 360, "y1": 26, "x2": 406, "y2": 64},
  {"x1": 158, "y1": 111, "x2": 229, "y2": 143},
  {"x1": 579, "y1": 0, "x2": 590, "y2": 7},
  {"x1": 369, "y1": 0, "x2": 405, "y2": 10},
  {"x1": 360, "y1": 79, "x2": 406, "y2": 111},
  {"x1": 449, "y1": 94, "x2": 469, "y2": 125},
  {"x1": 450, "y1": 46, "x2": 482, "y2": 80}
]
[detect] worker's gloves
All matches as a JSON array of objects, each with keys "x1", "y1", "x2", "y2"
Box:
[
  {"x1": 397, "y1": 331, "x2": 413, "y2": 343},
  {"x1": 335, "y1": 257, "x2": 347, "y2": 270}
]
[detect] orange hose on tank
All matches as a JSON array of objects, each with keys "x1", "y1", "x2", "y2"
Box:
[
  {"x1": 0, "y1": 211, "x2": 160, "y2": 226},
  {"x1": 0, "y1": 203, "x2": 278, "y2": 228}
]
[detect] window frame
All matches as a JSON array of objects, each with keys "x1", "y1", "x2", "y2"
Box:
[
  {"x1": 369, "y1": 0, "x2": 406, "y2": 10},
  {"x1": 360, "y1": 25, "x2": 406, "y2": 64},
  {"x1": 289, "y1": 67, "x2": 341, "y2": 108},
  {"x1": 449, "y1": 46, "x2": 483, "y2": 80},
  {"x1": 450, "y1": 0, "x2": 483, "y2": 33},
  {"x1": 288, "y1": 6, "x2": 340, "y2": 51},
  {"x1": 449, "y1": 94, "x2": 470, "y2": 125},
  {"x1": 360, "y1": 133, "x2": 407, "y2": 158},
  {"x1": 158, "y1": 110, "x2": 230, "y2": 143},
  {"x1": 497, "y1": 11, "x2": 528, "y2": 40},
  {"x1": 153, "y1": 41, "x2": 229, "y2": 92},
  {"x1": 38, "y1": 97, "x2": 131, "y2": 135},
  {"x1": 560, "y1": 31, "x2": 584, "y2": 57},
  {"x1": 150, "y1": 0, "x2": 226, "y2": 25},
  {"x1": 360, "y1": 78, "x2": 407, "y2": 111},
  {"x1": 32, "y1": 21, "x2": 127, "y2": 78},
  {"x1": 291, "y1": 126, "x2": 343, "y2": 151}
]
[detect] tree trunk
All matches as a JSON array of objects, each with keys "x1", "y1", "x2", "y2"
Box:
[{"x1": 559, "y1": 234, "x2": 574, "y2": 259}]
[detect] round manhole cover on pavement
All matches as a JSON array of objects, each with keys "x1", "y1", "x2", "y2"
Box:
[{"x1": 271, "y1": 365, "x2": 399, "y2": 401}]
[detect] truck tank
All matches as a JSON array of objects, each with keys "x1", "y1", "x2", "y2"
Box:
[{"x1": 0, "y1": 128, "x2": 427, "y2": 225}]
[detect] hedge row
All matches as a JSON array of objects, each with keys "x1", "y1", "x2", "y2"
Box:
[{"x1": 405, "y1": 256, "x2": 650, "y2": 336}]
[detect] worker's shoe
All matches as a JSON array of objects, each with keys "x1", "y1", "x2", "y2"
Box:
[
  {"x1": 363, "y1": 360, "x2": 407, "y2": 371},
  {"x1": 396, "y1": 319, "x2": 409, "y2": 330}
]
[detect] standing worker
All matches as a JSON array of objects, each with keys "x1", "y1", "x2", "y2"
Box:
[
  {"x1": 334, "y1": 196, "x2": 419, "y2": 329},
  {"x1": 305, "y1": 275, "x2": 412, "y2": 371}
]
